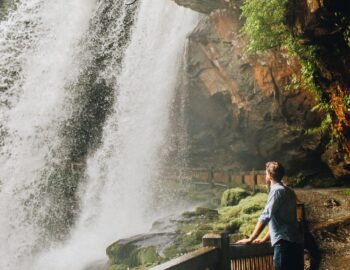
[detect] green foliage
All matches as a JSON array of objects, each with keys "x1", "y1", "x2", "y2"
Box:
[
  {"x1": 344, "y1": 95, "x2": 350, "y2": 111},
  {"x1": 241, "y1": 0, "x2": 289, "y2": 55},
  {"x1": 240, "y1": 0, "x2": 340, "y2": 141},
  {"x1": 305, "y1": 113, "x2": 332, "y2": 136},
  {"x1": 241, "y1": 0, "x2": 323, "y2": 99},
  {"x1": 305, "y1": 112, "x2": 340, "y2": 144},
  {"x1": 221, "y1": 187, "x2": 249, "y2": 207}
]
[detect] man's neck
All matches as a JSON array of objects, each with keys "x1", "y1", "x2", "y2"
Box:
[{"x1": 270, "y1": 180, "x2": 280, "y2": 186}]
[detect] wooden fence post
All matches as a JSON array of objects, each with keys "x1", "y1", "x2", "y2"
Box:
[
  {"x1": 252, "y1": 169, "x2": 257, "y2": 193},
  {"x1": 228, "y1": 169, "x2": 233, "y2": 187},
  {"x1": 208, "y1": 166, "x2": 215, "y2": 187},
  {"x1": 240, "y1": 171, "x2": 245, "y2": 185},
  {"x1": 203, "y1": 233, "x2": 230, "y2": 270}
]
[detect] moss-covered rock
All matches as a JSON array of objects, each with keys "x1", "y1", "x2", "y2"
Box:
[
  {"x1": 182, "y1": 207, "x2": 218, "y2": 219},
  {"x1": 214, "y1": 193, "x2": 267, "y2": 234},
  {"x1": 220, "y1": 188, "x2": 249, "y2": 207},
  {"x1": 163, "y1": 191, "x2": 268, "y2": 259},
  {"x1": 106, "y1": 189, "x2": 268, "y2": 269},
  {"x1": 106, "y1": 240, "x2": 163, "y2": 270}
]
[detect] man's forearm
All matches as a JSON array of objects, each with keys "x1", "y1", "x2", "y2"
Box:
[
  {"x1": 248, "y1": 221, "x2": 266, "y2": 241},
  {"x1": 262, "y1": 230, "x2": 270, "y2": 241}
]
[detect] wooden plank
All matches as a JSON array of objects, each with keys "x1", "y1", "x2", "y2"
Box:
[
  {"x1": 150, "y1": 247, "x2": 219, "y2": 270},
  {"x1": 229, "y1": 243, "x2": 273, "y2": 259}
]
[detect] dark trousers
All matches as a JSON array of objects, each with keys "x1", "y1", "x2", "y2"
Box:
[{"x1": 273, "y1": 240, "x2": 304, "y2": 270}]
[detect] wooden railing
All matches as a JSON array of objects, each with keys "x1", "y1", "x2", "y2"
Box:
[
  {"x1": 230, "y1": 244, "x2": 274, "y2": 270},
  {"x1": 150, "y1": 233, "x2": 274, "y2": 270},
  {"x1": 162, "y1": 167, "x2": 268, "y2": 192},
  {"x1": 150, "y1": 247, "x2": 220, "y2": 270},
  {"x1": 151, "y1": 204, "x2": 305, "y2": 270}
]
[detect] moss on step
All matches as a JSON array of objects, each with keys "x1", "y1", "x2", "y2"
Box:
[
  {"x1": 220, "y1": 187, "x2": 250, "y2": 207},
  {"x1": 214, "y1": 193, "x2": 267, "y2": 234}
]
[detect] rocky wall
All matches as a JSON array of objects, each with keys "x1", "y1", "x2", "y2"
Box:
[{"x1": 174, "y1": 0, "x2": 350, "y2": 180}]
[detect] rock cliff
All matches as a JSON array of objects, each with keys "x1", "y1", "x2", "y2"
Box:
[{"x1": 175, "y1": 0, "x2": 350, "y2": 181}]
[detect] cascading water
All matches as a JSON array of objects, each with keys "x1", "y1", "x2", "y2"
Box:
[
  {"x1": 0, "y1": 0, "x2": 97, "y2": 268},
  {"x1": 0, "y1": 0, "x2": 197, "y2": 269}
]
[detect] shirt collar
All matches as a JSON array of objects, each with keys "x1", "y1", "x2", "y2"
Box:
[{"x1": 270, "y1": 182, "x2": 283, "y2": 191}]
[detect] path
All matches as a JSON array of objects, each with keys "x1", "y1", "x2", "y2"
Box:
[{"x1": 296, "y1": 188, "x2": 350, "y2": 270}]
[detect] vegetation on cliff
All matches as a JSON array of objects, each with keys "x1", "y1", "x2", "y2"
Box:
[
  {"x1": 240, "y1": 0, "x2": 350, "y2": 173},
  {"x1": 241, "y1": 0, "x2": 332, "y2": 136}
]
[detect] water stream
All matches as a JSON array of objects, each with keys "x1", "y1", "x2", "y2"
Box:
[{"x1": 0, "y1": 0, "x2": 197, "y2": 269}]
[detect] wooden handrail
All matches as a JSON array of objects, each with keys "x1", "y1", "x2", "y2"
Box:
[
  {"x1": 229, "y1": 243, "x2": 273, "y2": 259},
  {"x1": 150, "y1": 247, "x2": 219, "y2": 270}
]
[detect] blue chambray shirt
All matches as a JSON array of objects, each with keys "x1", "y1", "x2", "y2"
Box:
[{"x1": 259, "y1": 182, "x2": 303, "y2": 246}]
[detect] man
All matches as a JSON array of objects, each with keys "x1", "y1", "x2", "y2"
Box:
[{"x1": 237, "y1": 161, "x2": 304, "y2": 270}]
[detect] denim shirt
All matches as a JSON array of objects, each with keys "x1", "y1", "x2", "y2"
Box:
[{"x1": 259, "y1": 182, "x2": 303, "y2": 246}]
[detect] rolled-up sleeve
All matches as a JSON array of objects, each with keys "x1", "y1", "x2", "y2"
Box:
[{"x1": 259, "y1": 190, "x2": 283, "y2": 225}]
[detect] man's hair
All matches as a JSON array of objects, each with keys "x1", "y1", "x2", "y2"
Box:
[{"x1": 266, "y1": 161, "x2": 285, "y2": 182}]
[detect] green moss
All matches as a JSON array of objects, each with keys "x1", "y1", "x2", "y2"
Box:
[
  {"x1": 137, "y1": 247, "x2": 160, "y2": 266},
  {"x1": 163, "y1": 232, "x2": 203, "y2": 259},
  {"x1": 106, "y1": 242, "x2": 162, "y2": 270},
  {"x1": 106, "y1": 242, "x2": 138, "y2": 266},
  {"x1": 341, "y1": 189, "x2": 350, "y2": 196},
  {"x1": 214, "y1": 193, "x2": 267, "y2": 233},
  {"x1": 221, "y1": 188, "x2": 250, "y2": 207},
  {"x1": 182, "y1": 207, "x2": 218, "y2": 219},
  {"x1": 164, "y1": 208, "x2": 219, "y2": 259}
]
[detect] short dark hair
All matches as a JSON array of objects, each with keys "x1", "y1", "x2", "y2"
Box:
[{"x1": 266, "y1": 161, "x2": 285, "y2": 182}]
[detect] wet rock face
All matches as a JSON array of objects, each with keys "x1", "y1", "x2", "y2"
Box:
[
  {"x1": 184, "y1": 9, "x2": 325, "y2": 174},
  {"x1": 173, "y1": 0, "x2": 350, "y2": 179},
  {"x1": 173, "y1": 0, "x2": 228, "y2": 14},
  {"x1": 290, "y1": 0, "x2": 350, "y2": 179}
]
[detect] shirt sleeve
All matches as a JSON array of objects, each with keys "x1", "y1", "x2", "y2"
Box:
[{"x1": 259, "y1": 189, "x2": 283, "y2": 225}]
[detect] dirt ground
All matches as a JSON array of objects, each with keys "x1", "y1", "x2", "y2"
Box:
[{"x1": 296, "y1": 189, "x2": 350, "y2": 270}]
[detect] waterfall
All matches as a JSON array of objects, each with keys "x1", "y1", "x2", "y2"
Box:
[
  {"x1": 0, "y1": 0, "x2": 97, "y2": 269},
  {"x1": 0, "y1": 0, "x2": 197, "y2": 269}
]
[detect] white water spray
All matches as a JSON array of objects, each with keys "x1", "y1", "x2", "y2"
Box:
[
  {"x1": 0, "y1": 0, "x2": 197, "y2": 269},
  {"x1": 33, "y1": 1, "x2": 197, "y2": 269},
  {"x1": 0, "y1": 0, "x2": 96, "y2": 269}
]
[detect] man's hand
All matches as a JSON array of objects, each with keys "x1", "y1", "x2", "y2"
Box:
[
  {"x1": 236, "y1": 221, "x2": 266, "y2": 245},
  {"x1": 252, "y1": 238, "x2": 266, "y2": 244},
  {"x1": 236, "y1": 237, "x2": 253, "y2": 244},
  {"x1": 253, "y1": 230, "x2": 270, "y2": 244}
]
